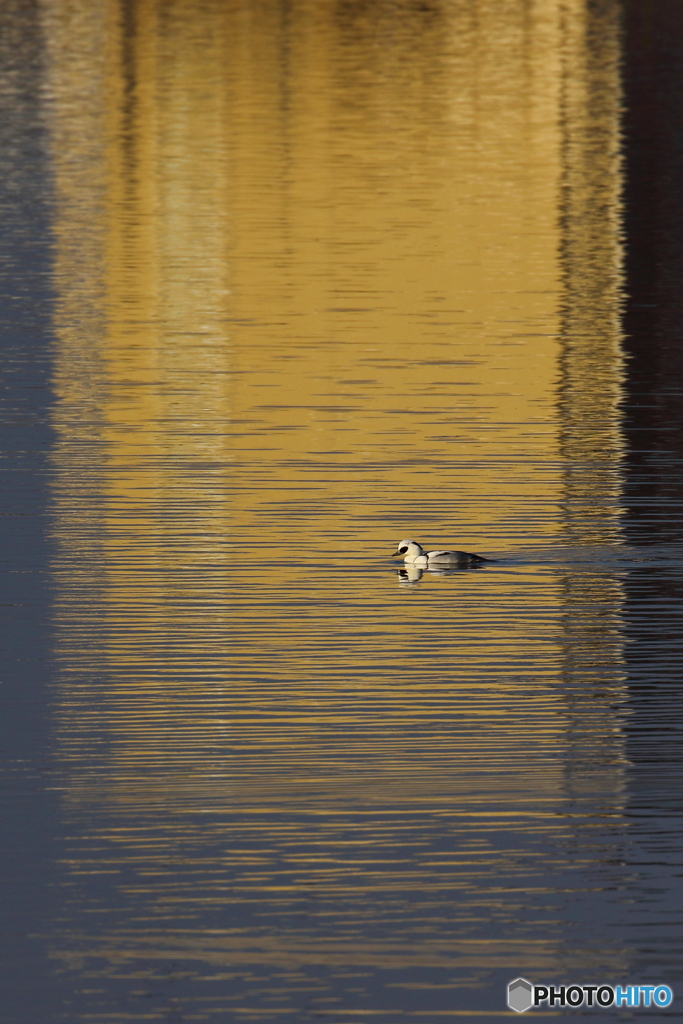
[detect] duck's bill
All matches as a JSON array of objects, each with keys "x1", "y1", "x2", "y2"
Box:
[{"x1": 392, "y1": 550, "x2": 403, "y2": 557}]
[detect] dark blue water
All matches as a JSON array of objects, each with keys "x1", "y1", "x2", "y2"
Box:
[{"x1": 0, "y1": 4, "x2": 59, "y2": 1018}]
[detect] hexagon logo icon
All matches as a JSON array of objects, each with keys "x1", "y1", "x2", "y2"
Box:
[{"x1": 508, "y1": 977, "x2": 534, "y2": 1013}]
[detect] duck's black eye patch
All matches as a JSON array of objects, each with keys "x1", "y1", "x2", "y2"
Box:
[{"x1": 399, "y1": 546, "x2": 408, "y2": 554}]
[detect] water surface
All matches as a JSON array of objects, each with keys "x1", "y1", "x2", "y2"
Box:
[{"x1": 1, "y1": 1, "x2": 683, "y2": 1021}]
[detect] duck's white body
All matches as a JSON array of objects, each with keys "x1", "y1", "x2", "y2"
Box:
[{"x1": 392, "y1": 539, "x2": 487, "y2": 566}]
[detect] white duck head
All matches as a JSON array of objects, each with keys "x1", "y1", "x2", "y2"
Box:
[{"x1": 392, "y1": 540, "x2": 426, "y2": 563}]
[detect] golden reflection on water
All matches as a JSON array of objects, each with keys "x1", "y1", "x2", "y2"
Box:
[
  {"x1": 559, "y1": 0, "x2": 625, "y2": 543},
  {"x1": 43, "y1": 0, "x2": 630, "y2": 1014},
  {"x1": 555, "y1": 1, "x2": 627, "y2": 798}
]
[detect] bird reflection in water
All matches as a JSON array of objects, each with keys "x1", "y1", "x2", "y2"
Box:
[{"x1": 397, "y1": 563, "x2": 485, "y2": 585}]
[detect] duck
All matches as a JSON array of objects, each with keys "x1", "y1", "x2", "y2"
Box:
[{"x1": 392, "y1": 539, "x2": 489, "y2": 566}]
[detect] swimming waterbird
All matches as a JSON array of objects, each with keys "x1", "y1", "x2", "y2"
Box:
[{"x1": 392, "y1": 539, "x2": 488, "y2": 566}]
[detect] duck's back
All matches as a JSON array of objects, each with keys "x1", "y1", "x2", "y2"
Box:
[{"x1": 427, "y1": 548, "x2": 487, "y2": 564}]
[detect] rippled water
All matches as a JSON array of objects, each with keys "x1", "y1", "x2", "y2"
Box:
[{"x1": 2, "y1": 1, "x2": 683, "y2": 1021}]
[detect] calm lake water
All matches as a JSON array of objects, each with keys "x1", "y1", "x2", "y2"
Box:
[{"x1": 2, "y1": 1, "x2": 683, "y2": 1021}]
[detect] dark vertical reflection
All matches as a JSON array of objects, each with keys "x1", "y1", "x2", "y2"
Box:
[
  {"x1": 621, "y1": 1, "x2": 683, "y2": 547},
  {"x1": 621, "y1": 5, "x2": 683, "y2": 683},
  {"x1": 0, "y1": 2, "x2": 59, "y2": 1018},
  {"x1": 620, "y1": 1, "x2": 683, "y2": 967}
]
